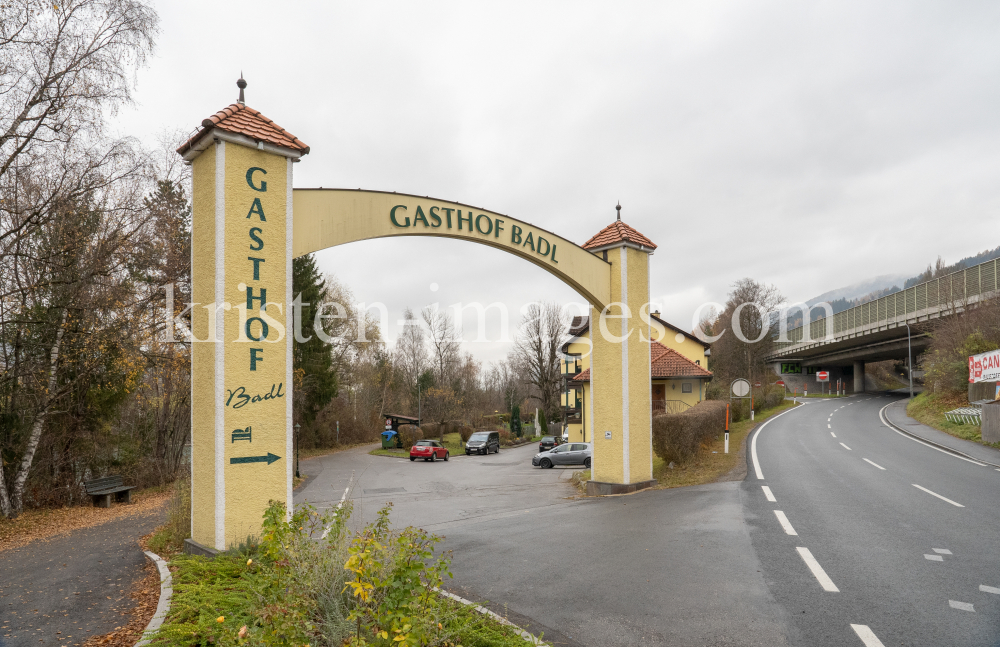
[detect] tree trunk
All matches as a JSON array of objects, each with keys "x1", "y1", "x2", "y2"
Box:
[{"x1": 9, "y1": 309, "x2": 67, "y2": 517}]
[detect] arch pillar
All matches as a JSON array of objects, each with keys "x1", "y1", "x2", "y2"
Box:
[
  {"x1": 585, "y1": 220, "x2": 657, "y2": 494},
  {"x1": 179, "y1": 101, "x2": 308, "y2": 551}
]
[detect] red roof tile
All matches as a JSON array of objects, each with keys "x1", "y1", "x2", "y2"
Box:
[
  {"x1": 650, "y1": 342, "x2": 712, "y2": 379},
  {"x1": 569, "y1": 341, "x2": 711, "y2": 382},
  {"x1": 582, "y1": 220, "x2": 656, "y2": 251},
  {"x1": 177, "y1": 103, "x2": 309, "y2": 156}
]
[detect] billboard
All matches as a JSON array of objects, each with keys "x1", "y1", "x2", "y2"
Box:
[{"x1": 969, "y1": 349, "x2": 1000, "y2": 383}]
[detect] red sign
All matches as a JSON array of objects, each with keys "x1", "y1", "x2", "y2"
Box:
[
  {"x1": 775, "y1": 380, "x2": 785, "y2": 386},
  {"x1": 816, "y1": 371, "x2": 830, "y2": 382},
  {"x1": 969, "y1": 350, "x2": 1000, "y2": 383}
]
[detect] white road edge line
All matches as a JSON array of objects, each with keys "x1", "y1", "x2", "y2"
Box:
[
  {"x1": 980, "y1": 585, "x2": 1000, "y2": 594},
  {"x1": 840, "y1": 442, "x2": 852, "y2": 451},
  {"x1": 878, "y1": 404, "x2": 987, "y2": 466},
  {"x1": 321, "y1": 475, "x2": 354, "y2": 539},
  {"x1": 851, "y1": 624, "x2": 886, "y2": 647},
  {"x1": 949, "y1": 600, "x2": 975, "y2": 612},
  {"x1": 751, "y1": 403, "x2": 807, "y2": 479},
  {"x1": 774, "y1": 510, "x2": 798, "y2": 535},
  {"x1": 912, "y1": 484, "x2": 965, "y2": 508},
  {"x1": 762, "y1": 485, "x2": 776, "y2": 502},
  {"x1": 796, "y1": 547, "x2": 839, "y2": 592},
  {"x1": 862, "y1": 458, "x2": 885, "y2": 470}
]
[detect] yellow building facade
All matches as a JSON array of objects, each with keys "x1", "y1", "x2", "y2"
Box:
[{"x1": 561, "y1": 314, "x2": 712, "y2": 443}]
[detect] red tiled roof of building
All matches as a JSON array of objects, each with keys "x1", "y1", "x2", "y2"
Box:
[
  {"x1": 176, "y1": 103, "x2": 309, "y2": 156},
  {"x1": 582, "y1": 220, "x2": 657, "y2": 251},
  {"x1": 569, "y1": 342, "x2": 712, "y2": 383},
  {"x1": 650, "y1": 342, "x2": 712, "y2": 379}
]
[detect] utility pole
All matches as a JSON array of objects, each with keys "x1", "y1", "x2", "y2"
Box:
[{"x1": 905, "y1": 322, "x2": 914, "y2": 399}]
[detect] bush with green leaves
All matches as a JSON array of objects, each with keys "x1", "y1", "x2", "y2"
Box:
[{"x1": 152, "y1": 500, "x2": 537, "y2": 647}]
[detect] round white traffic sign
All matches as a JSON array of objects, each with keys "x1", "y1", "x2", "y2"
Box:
[{"x1": 732, "y1": 379, "x2": 751, "y2": 397}]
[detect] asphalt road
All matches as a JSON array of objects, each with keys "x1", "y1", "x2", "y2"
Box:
[
  {"x1": 746, "y1": 394, "x2": 1000, "y2": 647},
  {"x1": 298, "y1": 443, "x2": 791, "y2": 646},
  {"x1": 0, "y1": 512, "x2": 164, "y2": 647}
]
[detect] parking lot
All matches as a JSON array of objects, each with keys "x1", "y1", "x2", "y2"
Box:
[{"x1": 296, "y1": 442, "x2": 789, "y2": 647}]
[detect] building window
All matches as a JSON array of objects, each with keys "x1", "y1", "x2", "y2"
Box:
[{"x1": 682, "y1": 382, "x2": 693, "y2": 393}]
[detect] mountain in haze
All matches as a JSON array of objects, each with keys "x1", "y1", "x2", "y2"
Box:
[{"x1": 788, "y1": 244, "x2": 1000, "y2": 327}]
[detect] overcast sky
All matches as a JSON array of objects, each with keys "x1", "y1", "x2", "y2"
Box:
[{"x1": 118, "y1": 1, "x2": 1000, "y2": 362}]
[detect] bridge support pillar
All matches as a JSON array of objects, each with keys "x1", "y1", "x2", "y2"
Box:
[{"x1": 854, "y1": 361, "x2": 865, "y2": 393}]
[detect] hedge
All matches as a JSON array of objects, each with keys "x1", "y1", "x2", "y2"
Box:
[
  {"x1": 652, "y1": 400, "x2": 728, "y2": 465},
  {"x1": 398, "y1": 424, "x2": 423, "y2": 448}
]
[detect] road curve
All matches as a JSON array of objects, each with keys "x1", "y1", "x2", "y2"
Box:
[{"x1": 745, "y1": 394, "x2": 1000, "y2": 646}]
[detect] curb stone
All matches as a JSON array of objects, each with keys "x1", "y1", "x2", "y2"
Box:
[
  {"x1": 435, "y1": 588, "x2": 550, "y2": 646},
  {"x1": 135, "y1": 550, "x2": 172, "y2": 646}
]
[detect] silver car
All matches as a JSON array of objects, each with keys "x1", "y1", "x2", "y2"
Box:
[{"x1": 532, "y1": 442, "x2": 592, "y2": 469}]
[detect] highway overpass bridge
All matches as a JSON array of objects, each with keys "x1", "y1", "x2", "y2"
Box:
[{"x1": 766, "y1": 256, "x2": 1000, "y2": 393}]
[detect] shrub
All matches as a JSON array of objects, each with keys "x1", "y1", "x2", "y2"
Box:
[
  {"x1": 539, "y1": 410, "x2": 549, "y2": 434},
  {"x1": 652, "y1": 400, "x2": 728, "y2": 465},
  {"x1": 498, "y1": 429, "x2": 512, "y2": 446},
  {"x1": 397, "y1": 424, "x2": 423, "y2": 448},
  {"x1": 458, "y1": 426, "x2": 473, "y2": 442}
]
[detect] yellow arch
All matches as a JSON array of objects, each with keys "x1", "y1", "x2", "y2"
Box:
[{"x1": 292, "y1": 189, "x2": 612, "y2": 308}]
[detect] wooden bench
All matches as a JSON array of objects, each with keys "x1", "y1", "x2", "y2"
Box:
[{"x1": 84, "y1": 475, "x2": 136, "y2": 508}]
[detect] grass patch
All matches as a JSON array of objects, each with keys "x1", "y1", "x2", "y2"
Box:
[
  {"x1": 906, "y1": 392, "x2": 999, "y2": 447},
  {"x1": 369, "y1": 448, "x2": 411, "y2": 458},
  {"x1": 146, "y1": 478, "x2": 191, "y2": 557},
  {"x1": 652, "y1": 400, "x2": 799, "y2": 489}
]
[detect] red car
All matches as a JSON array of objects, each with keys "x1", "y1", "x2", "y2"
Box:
[{"x1": 409, "y1": 440, "x2": 449, "y2": 462}]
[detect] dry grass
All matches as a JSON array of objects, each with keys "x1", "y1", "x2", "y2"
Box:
[
  {"x1": 907, "y1": 391, "x2": 999, "y2": 447},
  {"x1": 653, "y1": 400, "x2": 799, "y2": 489},
  {"x1": 0, "y1": 488, "x2": 171, "y2": 553}
]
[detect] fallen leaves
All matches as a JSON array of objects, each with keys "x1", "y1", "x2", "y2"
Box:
[
  {"x1": 0, "y1": 489, "x2": 170, "y2": 553},
  {"x1": 81, "y1": 557, "x2": 160, "y2": 647}
]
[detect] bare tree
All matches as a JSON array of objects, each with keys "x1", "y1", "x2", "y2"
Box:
[
  {"x1": 512, "y1": 302, "x2": 565, "y2": 418},
  {"x1": 422, "y1": 306, "x2": 460, "y2": 385},
  {"x1": 0, "y1": 0, "x2": 158, "y2": 517},
  {"x1": 707, "y1": 278, "x2": 784, "y2": 392},
  {"x1": 395, "y1": 306, "x2": 428, "y2": 402}
]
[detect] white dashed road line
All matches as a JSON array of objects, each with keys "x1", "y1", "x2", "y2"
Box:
[
  {"x1": 912, "y1": 484, "x2": 965, "y2": 508},
  {"x1": 796, "y1": 547, "x2": 839, "y2": 592},
  {"x1": 840, "y1": 442, "x2": 852, "y2": 451},
  {"x1": 774, "y1": 510, "x2": 798, "y2": 535},
  {"x1": 924, "y1": 554, "x2": 944, "y2": 562},
  {"x1": 762, "y1": 485, "x2": 776, "y2": 502},
  {"x1": 828, "y1": 423, "x2": 832, "y2": 428},
  {"x1": 933, "y1": 548, "x2": 952, "y2": 555},
  {"x1": 949, "y1": 600, "x2": 975, "y2": 612},
  {"x1": 831, "y1": 432, "x2": 837, "y2": 438},
  {"x1": 980, "y1": 585, "x2": 1000, "y2": 594},
  {"x1": 862, "y1": 458, "x2": 885, "y2": 470},
  {"x1": 851, "y1": 624, "x2": 887, "y2": 647}
]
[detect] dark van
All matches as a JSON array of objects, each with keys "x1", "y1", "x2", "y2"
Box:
[{"x1": 465, "y1": 431, "x2": 500, "y2": 455}]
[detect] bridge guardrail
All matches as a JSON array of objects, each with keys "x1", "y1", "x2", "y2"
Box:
[{"x1": 773, "y1": 257, "x2": 1000, "y2": 356}]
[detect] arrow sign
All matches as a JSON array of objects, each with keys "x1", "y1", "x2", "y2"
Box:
[{"x1": 230, "y1": 453, "x2": 281, "y2": 465}]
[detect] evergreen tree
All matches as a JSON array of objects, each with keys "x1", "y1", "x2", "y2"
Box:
[
  {"x1": 539, "y1": 410, "x2": 548, "y2": 435},
  {"x1": 511, "y1": 404, "x2": 522, "y2": 438},
  {"x1": 293, "y1": 254, "x2": 337, "y2": 428}
]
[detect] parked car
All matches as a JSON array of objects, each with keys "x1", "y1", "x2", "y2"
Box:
[
  {"x1": 410, "y1": 440, "x2": 449, "y2": 462},
  {"x1": 538, "y1": 435, "x2": 562, "y2": 452},
  {"x1": 532, "y1": 442, "x2": 592, "y2": 469},
  {"x1": 465, "y1": 431, "x2": 500, "y2": 455}
]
